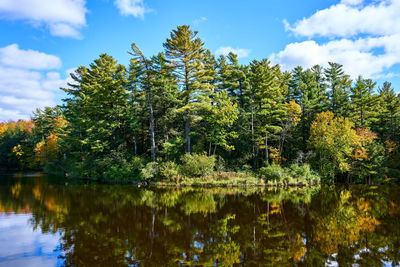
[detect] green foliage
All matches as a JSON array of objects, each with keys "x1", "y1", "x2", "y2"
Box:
[
  {"x1": 62, "y1": 53, "x2": 131, "y2": 160},
  {"x1": 141, "y1": 162, "x2": 159, "y2": 180},
  {"x1": 3, "y1": 25, "x2": 400, "y2": 185},
  {"x1": 180, "y1": 153, "x2": 216, "y2": 177},
  {"x1": 159, "y1": 161, "x2": 180, "y2": 180},
  {"x1": 288, "y1": 164, "x2": 320, "y2": 184},
  {"x1": 349, "y1": 76, "x2": 378, "y2": 128},
  {"x1": 308, "y1": 111, "x2": 359, "y2": 180},
  {"x1": 259, "y1": 163, "x2": 320, "y2": 185},
  {"x1": 99, "y1": 155, "x2": 144, "y2": 181},
  {"x1": 259, "y1": 163, "x2": 290, "y2": 182}
]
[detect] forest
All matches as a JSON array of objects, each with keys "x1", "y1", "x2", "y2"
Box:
[{"x1": 1, "y1": 25, "x2": 400, "y2": 185}]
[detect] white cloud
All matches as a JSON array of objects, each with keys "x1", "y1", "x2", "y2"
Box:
[
  {"x1": 215, "y1": 46, "x2": 251, "y2": 59},
  {"x1": 273, "y1": 0, "x2": 400, "y2": 79},
  {"x1": 0, "y1": 214, "x2": 61, "y2": 266},
  {"x1": 193, "y1": 17, "x2": 207, "y2": 26},
  {"x1": 0, "y1": 0, "x2": 87, "y2": 38},
  {"x1": 270, "y1": 35, "x2": 400, "y2": 78},
  {"x1": 0, "y1": 44, "x2": 61, "y2": 69},
  {"x1": 114, "y1": 0, "x2": 150, "y2": 19},
  {"x1": 285, "y1": 0, "x2": 400, "y2": 38},
  {"x1": 341, "y1": 0, "x2": 363, "y2": 5},
  {"x1": 0, "y1": 45, "x2": 68, "y2": 122},
  {"x1": 49, "y1": 23, "x2": 82, "y2": 39}
]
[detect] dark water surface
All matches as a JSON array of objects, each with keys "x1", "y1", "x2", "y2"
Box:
[{"x1": 1, "y1": 172, "x2": 400, "y2": 266}]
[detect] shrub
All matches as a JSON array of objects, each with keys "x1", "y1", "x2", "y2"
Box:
[
  {"x1": 141, "y1": 162, "x2": 160, "y2": 181},
  {"x1": 102, "y1": 156, "x2": 144, "y2": 181},
  {"x1": 259, "y1": 163, "x2": 290, "y2": 183},
  {"x1": 159, "y1": 161, "x2": 180, "y2": 180},
  {"x1": 215, "y1": 156, "x2": 226, "y2": 172},
  {"x1": 259, "y1": 163, "x2": 320, "y2": 185},
  {"x1": 180, "y1": 153, "x2": 216, "y2": 177},
  {"x1": 288, "y1": 164, "x2": 320, "y2": 184}
]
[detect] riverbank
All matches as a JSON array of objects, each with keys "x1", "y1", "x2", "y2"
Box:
[{"x1": 42, "y1": 159, "x2": 322, "y2": 187}]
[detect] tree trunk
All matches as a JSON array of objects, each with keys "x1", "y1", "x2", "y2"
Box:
[
  {"x1": 185, "y1": 117, "x2": 191, "y2": 153},
  {"x1": 134, "y1": 132, "x2": 137, "y2": 156},
  {"x1": 360, "y1": 106, "x2": 364, "y2": 128},
  {"x1": 184, "y1": 64, "x2": 191, "y2": 154},
  {"x1": 251, "y1": 106, "x2": 256, "y2": 169},
  {"x1": 149, "y1": 84, "x2": 156, "y2": 162},
  {"x1": 265, "y1": 133, "x2": 268, "y2": 163}
]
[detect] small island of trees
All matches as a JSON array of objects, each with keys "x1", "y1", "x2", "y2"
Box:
[{"x1": 1, "y1": 25, "x2": 400, "y2": 186}]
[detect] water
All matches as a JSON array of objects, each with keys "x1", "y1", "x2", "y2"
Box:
[{"x1": 0, "y1": 172, "x2": 399, "y2": 266}]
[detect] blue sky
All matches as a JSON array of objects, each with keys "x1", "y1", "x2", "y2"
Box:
[{"x1": 1, "y1": 0, "x2": 400, "y2": 121}]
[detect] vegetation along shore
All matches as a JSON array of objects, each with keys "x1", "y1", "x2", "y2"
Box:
[{"x1": 1, "y1": 25, "x2": 400, "y2": 186}]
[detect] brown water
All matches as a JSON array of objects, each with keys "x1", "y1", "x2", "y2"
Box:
[{"x1": 0, "y1": 172, "x2": 400, "y2": 266}]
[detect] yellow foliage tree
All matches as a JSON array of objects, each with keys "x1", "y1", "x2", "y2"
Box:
[
  {"x1": 309, "y1": 111, "x2": 359, "y2": 180},
  {"x1": 34, "y1": 134, "x2": 60, "y2": 166}
]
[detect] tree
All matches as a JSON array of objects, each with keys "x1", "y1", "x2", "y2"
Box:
[
  {"x1": 349, "y1": 76, "x2": 378, "y2": 128},
  {"x1": 204, "y1": 90, "x2": 239, "y2": 154},
  {"x1": 308, "y1": 111, "x2": 359, "y2": 181},
  {"x1": 61, "y1": 54, "x2": 131, "y2": 176},
  {"x1": 288, "y1": 66, "x2": 327, "y2": 150},
  {"x1": 279, "y1": 100, "x2": 302, "y2": 158},
  {"x1": 129, "y1": 43, "x2": 157, "y2": 162},
  {"x1": 248, "y1": 59, "x2": 287, "y2": 165},
  {"x1": 163, "y1": 25, "x2": 209, "y2": 153},
  {"x1": 324, "y1": 62, "x2": 351, "y2": 117},
  {"x1": 217, "y1": 52, "x2": 249, "y2": 108},
  {"x1": 375, "y1": 82, "x2": 400, "y2": 142},
  {"x1": 150, "y1": 53, "x2": 181, "y2": 160},
  {"x1": 350, "y1": 128, "x2": 386, "y2": 184}
]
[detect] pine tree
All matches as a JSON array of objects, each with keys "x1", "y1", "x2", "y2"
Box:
[
  {"x1": 349, "y1": 76, "x2": 378, "y2": 128},
  {"x1": 204, "y1": 90, "x2": 239, "y2": 155},
  {"x1": 218, "y1": 52, "x2": 249, "y2": 108},
  {"x1": 163, "y1": 25, "x2": 209, "y2": 153},
  {"x1": 375, "y1": 82, "x2": 400, "y2": 141},
  {"x1": 129, "y1": 43, "x2": 157, "y2": 162},
  {"x1": 248, "y1": 59, "x2": 287, "y2": 165},
  {"x1": 288, "y1": 66, "x2": 327, "y2": 150},
  {"x1": 149, "y1": 52, "x2": 183, "y2": 161},
  {"x1": 62, "y1": 54, "x2": 130, "y2": 165},
  {"x1": 324, "y1": 62, "x2": 351, "y2": 117}
]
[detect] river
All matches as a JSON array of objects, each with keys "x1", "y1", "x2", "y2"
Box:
[{"x1": 0, "y1": 171, "x2": 399, "y2": 266}]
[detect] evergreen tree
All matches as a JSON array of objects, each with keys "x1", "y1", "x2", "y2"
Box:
[
  {"x1": 288, "y1": 66, "x2": 327, "y2": 151},
  {"x1": 248, "y1": 59, "x2": 287, "y2": 165},
  {"x1": 349, "y1": 76, "x2": 378, "y2": 128},
  {"x1": 375, "y1": 82, "x2": 400, "y2": 141},
  {"x1": 62, "y1": 54, "x2": 130, "y2": 173},
  {"x1": 204, "y1": 90, "x2": 239, "y2": 155},
  {"x1": 218, "y1": 52, "x2": 249, "y2": 108},
  {"x1": 150, "y1": 53, "x2": 181, "y2": 160},
  {"x1": 324, "y1": 62, "x2": 351, "y2": 117},
  {"x1": 163, "y1": 25, "x2": 209, "y2": 153},
  {"x1": 129, "y1": 43, "x2": 157, "y2": 162}
]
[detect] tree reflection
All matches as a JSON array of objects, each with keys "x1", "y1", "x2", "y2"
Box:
[{"x1": 0, "y1": 174, "x2": 400, "y2": 266}]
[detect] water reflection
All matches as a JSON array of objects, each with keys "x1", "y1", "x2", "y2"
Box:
[{"x1": 0, "y1": 172, "x2": 400, "y2": 266}]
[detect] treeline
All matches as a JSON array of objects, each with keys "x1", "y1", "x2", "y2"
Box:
[{"x1": 1, "y1": 25, "x2": 400, "y2": 184}]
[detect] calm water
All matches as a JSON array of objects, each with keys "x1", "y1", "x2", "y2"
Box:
[{"x1": 0, "y1": 172, "x2": 400, "y2": 266}]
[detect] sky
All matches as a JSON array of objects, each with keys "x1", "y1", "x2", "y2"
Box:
[{"x1": 1, "y1": 0, "x2": 400, "y2": 121}]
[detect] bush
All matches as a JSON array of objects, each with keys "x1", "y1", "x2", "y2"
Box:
[
  {"x1": 102, "y1": 156, "x2": 144, "y2": 181},
  {"x1": 259, "y1": 163, "x2": 320, "y2": 185},
  {"x1": 259, "y1": 163, "x2": 290, "y2": 183},
  {"x1": 215, "y1": 156, "x2": 226, "y2": 172},
  {"x1": 141, "y1": 162, "x2": 159, "y2": 180},
  {"x1": 288, "y1": 164, "x2": 320, "y2": 184},
  {"x1": 159, "y1": 161, "x2": 180, "y2": 180},
  {"x1": 180, "y1": 153, "x2": 216, "y2": 177}
]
